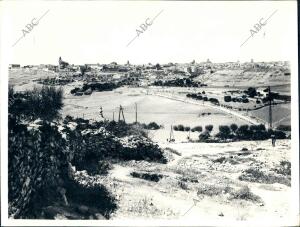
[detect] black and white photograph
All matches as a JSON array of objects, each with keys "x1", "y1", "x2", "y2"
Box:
[{"x1": 0, "y1": 1, "x2": 299, "y2": 226}]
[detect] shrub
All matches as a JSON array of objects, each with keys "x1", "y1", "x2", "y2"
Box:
[
  {"x1": 268, "y1": 129, "x2": 286, "y2": 139},
  {"x1": 236, "y1": 124, "x2": 250, "y2": 140},
  {"x1": 276, "y1": 125, "x2": 291, "y2": 131},
  {"x1": 224, "y1": 95, "x2": 231, "y2": 102},
  {"x1": 146, "y1": 122, "x2": 160, "y2": 130},
  {"x1": 130, "y1": 172, "x2": 163, "y2": 182},
  {"x1": 209, "y1": 98, "x2": 219, "y2": 104},
  {"x1": 242, "y1": 98, "x2": 249, "y2": 103},
  {"x1": 192, "y1": 126, "x2": 202, "y2": 132},
  {"x1": 229, "y1": 186, "x2": 261, "y2": 203},
  {"x1": 65, "y1": 179, "x2": 117, "y2": 219},
  {"x1": 9, "y1": 86, "x2": 63, "y2": 122},
  {"x1": 173, "y1": 125, "x2": 179, "y2": 131},
  {"x1": 230, "y1": 123, "x2": 238, "y2": 132},
  {"x1": 184, "y1": 126, "x2": 191, "y2": 131},
  {"x1": 178, "y1": 181, "x2": 188, "y2": 190},
  {"x1": 205, "y1": 125, "x2": 213, "y2": 132},
  {"x1": 197, "y1": 184, "x2": 233, "y2": 197},
  {"x1": 218, "y1": 125, "x2": 231, "y2": 139},
  {"x1": 199, "y1": 131, "x2": 210, "y2": 142},
  {"x1": 177, "y1": 124, "x2": 185, "y2": 131},
  {"x1": 273, "y1": 161, "x2": 291, "y2": 176},
  {"x1": 238, "y1": 168, "x2": 290, "y2": 186},
  {"x1": 246, "y1": 87, "x2": 257, "y2": 98}
]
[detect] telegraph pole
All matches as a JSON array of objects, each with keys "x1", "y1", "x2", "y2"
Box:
[
  {"x1": 118, "y1": 105, "x2": 126, "y2": 123},
  {"x1": 118, "y1": 105, "x2": 121, "y2": 122},
  {"x1": 268, "y1": 86, "x2": 273, "y2": 129},
  {"x1": 135, "y1": 103, "x2": 137, "y2": 124}
]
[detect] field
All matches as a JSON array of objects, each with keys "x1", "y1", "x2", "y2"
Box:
[
  {"x1": 62, "y1": 87, "x2": 251, "y2": 141},
  {"x1": 249, "y1": 104, "x2": 291, "y2": 127}
]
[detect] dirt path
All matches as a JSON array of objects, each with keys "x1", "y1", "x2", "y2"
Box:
[{"x1": 150, "y1": 92, "x2": 265, "y2": 125}]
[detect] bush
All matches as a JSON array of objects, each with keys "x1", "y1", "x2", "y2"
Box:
[
  {"x1": 218, "y1": 125, "x2": 231, "y2": 139},
  {"x1": 184, "y1": 126, "x2": 191, "y2": 131},
  {"x1": 273, "y1": 161, "x2": 291, "y2": 176},
  {"x1": 199, "y1": 131, "x2": 210, "y2": 142},
  {"x1": 238, "y1": 168, "x2": 290, "y2": 186},
  {"x1": 65, "y1": 179, "x2": 117, "y2": 219},
  {"x1": 130, "y1": 172, "x2": 163, "y2": 182},
  {"x1": 9, "y1": 86, "x2": 63, "y2": 122},
  {"x1": 205, "y1": 125, "x2": 213, "y2": 132},
  {"x1": 230, "y1": 123, "x2": 238, "y2": 132},
  {"x1": 276, "y1": 125, "x2": 291, "y2": 131},
  {"x1": 272, "y1": 130, "x2": 287, "y2": 139},
  {"x1": 146, "y1": 122, "x2": 160, "y2": 130},
  {"x1": 242, "y1": 98, "x2": 249, "y2": 103},
  {"x1": 229, "y1": 186, "x2": 261, "y2": 203},
  {"x1": 191, "y1": 126, "x2": 202, "y2": 132},
  {"x1": 246, "y1": 87, "x2": 257, "y2": 98},
  {"x1": 177, "y1": 124, "x2": 185, "y2": 131},
  {"x1": 173, "y1": 125, "x2": 179, "y2": 131},
  {"x1": 224, "y1": 95, "x2": 231, "y2": 102},
  {"x1": 236, "y1": 124, "x2": 250, "y2": 140},
  {"x1": 209, "y1": 98, "x2": 219, "y2": 104},
  {"x1": 197, "y1": 184, "x2": 233, "y2": 197}
]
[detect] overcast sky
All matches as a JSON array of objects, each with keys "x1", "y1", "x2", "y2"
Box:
[{"x1": 0, "y1": 1, "x2": 297, "y2": 65}]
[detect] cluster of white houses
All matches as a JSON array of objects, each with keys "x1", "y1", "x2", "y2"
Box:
[{"x1": 9, "y1": 58, "x2": 290, "y2": 85}]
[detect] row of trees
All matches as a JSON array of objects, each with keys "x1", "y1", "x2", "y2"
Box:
[
  {"x1": 171, "y1": 121, "x2": 287, "y2": 142},
  {"x1": 186, "y1": 93, "x2": 220, "y2": 105},
  {"x1": 173, "y1": 124, "x2": 213, "y2": 132},
  {"x1": 153, "y1": 78, "x2": 202, "y2": 87},
  {"x1": 215, "y1": 124, "x2": 286, "y2": 141}
]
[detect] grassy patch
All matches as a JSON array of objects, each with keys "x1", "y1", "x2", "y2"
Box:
[
  {"x1": 239, "y1": 168, "x2": 291, "y2": 186},
  {"x1": 127, "y1": 197, "x2": 177, "y2": 217},
  {"x1": 273, "y1": 161, "x2": 291, "y2": 176},
  {"x1": 130, "y1": 171, "x2": 163, "y2": 182},
  {"x1": 178, "y1": 181, "x2": 189, "y2": 190},
  {"x1": 197, "y1": 184, "x2": 233, "y2": 197},
  {"x1": 229, "y1": 186, "x2": 262, "y2": 203}
]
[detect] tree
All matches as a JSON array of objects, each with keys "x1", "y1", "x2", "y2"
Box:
[
  {"x1": 237, "y1": 124, "x2": 250, "y2": 139},
  {"x1": 218, "y1": 125, "x2": 231, "y2": 139},
  {"x1": 184, "y1": 126, "x2": 191, "y2": 131},
  {"x1": 192, "y1": 126, "x2": 202, "y2": 132},
  {"x1": 155, "y1": 63, "x2": 161, "y2": 70},
  {"x1": 205, "y1": 125, "x2": 213, "y2": 132},
  {"x1": 230, "y1": 123, "x2": 238, "y2": 132},
  {"x1": 224, "y1": 96, "x2": 231, "y2": 102},
  {"x1": 246, "y1": 87, "x2": 257, "y2": 97}
]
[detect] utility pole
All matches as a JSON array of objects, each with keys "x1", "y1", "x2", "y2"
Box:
[
  {"x1": 135, "y1": 103, "x2": 137, "y2": 124},
  {"x1": 121, "y1": 105, "x2": 125, "y2": 123},
  {"x1": 169, "y1": 125, "x2": 175, "y2": 142},
  {"x1": 268, "y1": 86, "x2": 272, "y2": 129},
  {"x1": 118, "y1": 105, "x2": 126, "y2": 123},
  {"x1": 118, "y1": 105, "x2": 121, "y2": 122},
  {"x1": 113, "y1": 111, "x2": 114, "y2": 121}
]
